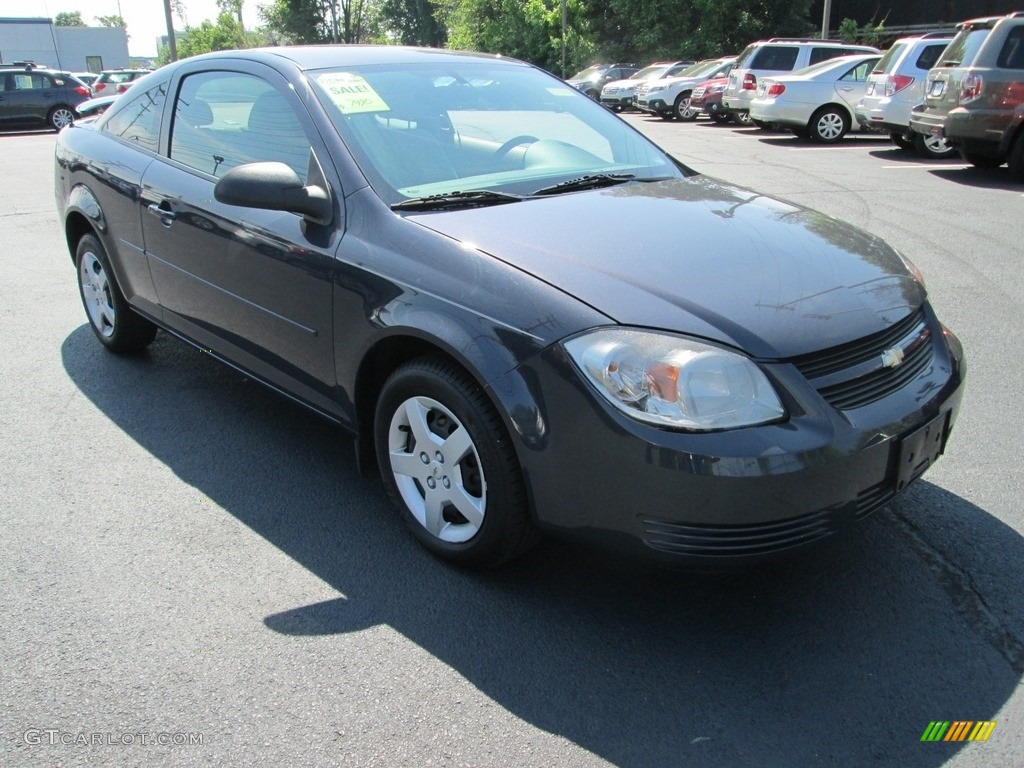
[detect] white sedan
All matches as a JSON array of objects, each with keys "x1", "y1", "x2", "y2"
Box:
[{"x1": 749, "y1": 54, "x2": 881, "y2": 142}]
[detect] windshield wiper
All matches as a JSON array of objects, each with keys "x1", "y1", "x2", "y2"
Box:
[
  {"x1": 532, "y1": 173, "x2": 636, "y2": 197},
  {"x1": 392, "y1": 190, "x2": 524, "y2": 211}
]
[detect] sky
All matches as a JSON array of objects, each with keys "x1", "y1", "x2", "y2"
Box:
[{"x1": 0, "y1": 0, "x2": 258, "y2": 56}]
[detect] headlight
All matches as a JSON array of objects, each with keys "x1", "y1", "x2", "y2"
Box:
[
  {"x1": 895, "y1": 250, "x2": 927, "y2": 288},
  {"x1": 564, "y1": 329, "x2": 785, "y2": 431},
  {"x1": 648, "y1": 85, "x2": 666, "y2": 93},
  {"x1": 709, "y1": 83, "x2": 727, "y2": 93}
]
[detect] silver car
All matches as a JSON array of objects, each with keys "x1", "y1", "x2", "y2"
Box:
[{"x1": 749, "y1": 54, "x2": 880, "y2": 142}]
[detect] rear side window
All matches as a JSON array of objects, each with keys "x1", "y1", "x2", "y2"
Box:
[
  {"x1": 735, "y1": 45, "x2": 758, "y2": 68},
  {"x1": 997, "y1": 26, "x2": 1024, "y2": 69},
  {"x1": 915, "y1": 43, "x2": 950, "y2": 70},
  {"x1": 939, "y1": 27, "x2": 991, "y2": 66},
  {"x1": 874, "y1": 43, "x2": 906, "y2": 73},
  {"x1": 103, "y1": 81, "x2": 167, "y2": 152},
  {"x1": 809, "y1": 47, "x2": 855, "y2": 66},
  {"x1": 751, "y1": 46, "x2": 799, "y2": 70}
]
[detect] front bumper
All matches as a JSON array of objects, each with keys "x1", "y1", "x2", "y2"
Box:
[
  {"x1": 494, "y1": 309, "x2": 965, "y2": 567},
  {"x1": 636, "y1": 97, "x2": 670, "y2": 114}
]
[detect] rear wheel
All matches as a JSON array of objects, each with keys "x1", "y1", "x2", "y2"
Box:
[
  {"x1": 913, "y1": 132, "x2": 957, "y2": 159},
  {"x1": 809, "y1": 106, "x2": 849, "y2": 143},
  {"x1": 710, "y1": 112, "x2": 730, "y2": 124},
  {"x1": 375, "y1": 357, "x2": 535, "y2": 568},
  {"x1": 674, "y1": 91, "x2": 698, "y2": 121},
  {"x1": 76, "y1": 234, "x2": 157, "y2": 352},
  {"x1": 889, "y1": 131, "x2": 914, "y2": 150},
  {"x1": 48, "y1": 105, "x2": 75, "y2": 131},
  {"x1": 959, "y1": 148, "x2": 1003, "y2": 168}
]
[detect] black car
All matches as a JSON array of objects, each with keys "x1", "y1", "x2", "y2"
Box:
[
  {"x1": 55, "y1": 47, "x2": 965, "y2": 569},
  {"x1": 0, "y1": 64, "x2": 90, "y2": 130}
]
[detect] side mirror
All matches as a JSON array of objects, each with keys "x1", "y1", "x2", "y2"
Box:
[{"x1": 214, "y1": 162, "x2": 332, "y2": 226}]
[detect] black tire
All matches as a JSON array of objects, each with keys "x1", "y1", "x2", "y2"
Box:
[
  {"x1": 76, "y1": 234, "x2": 157, "y2": 353},
  {"x1": 658, "y1": 111, "x2": 675, "y2": 121},
  {"x1": 1008, "y1": 131, "x2": 1024, "y2": 181},
  {"x1": 959, "y1": 147, "x2": 1004, "y2": 168},
  {"x1": 374, "y1": 357, "x2": 536, "y2": 568},
  {"x1": 889, "y1": 131, "x2": 914, "y2": 150},
  {"x1": 710, "y1": 112, "x2": 730, "y2": 124},
  {"x1": 809, "y1": 106, "x2": 849, "y2": 143},
  {"x1": 48, "y1": 105, "x2": 75, "y2": 131},
  {"x1": 674, "y1": 91, "x2": 698, "y2": 121},
  {"x1": 734, "y1": 111, "x2": 752, "y2": 125},
  {"x1": 913, "y1": 132, "x2": 957, "y2": 159}
]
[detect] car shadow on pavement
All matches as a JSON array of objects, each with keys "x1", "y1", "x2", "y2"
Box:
[
  {"x1": 62, "y1": 325, "x2": 1023, "y2": 768},
  {"x1": 925, "y1": 166, "x2": 1023, "y2": 191}
]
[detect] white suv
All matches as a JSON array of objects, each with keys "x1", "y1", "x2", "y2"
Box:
[
  {"x1": 635, "y1": 57, "x2": 735, "y2": 120},
  {"x1": 855, "y1": 33, "x2": 955, "y2": 157},
  {"x1": 723, "y1": 38, "x2": 880, "y2": 122}
]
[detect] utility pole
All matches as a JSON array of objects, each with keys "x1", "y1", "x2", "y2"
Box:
[
  {"x1": 163, "y1": 0, "x2": 178, "y2": 60},
  {"x1": 561, "y1": 0, "x2": 567, "y2": 77},
  {"x1": 821, "y1": 0, "x2": 832, "y2": 39}
]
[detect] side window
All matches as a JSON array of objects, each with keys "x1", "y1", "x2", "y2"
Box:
[
  {"x1": 667, "y1": 65, "x2": 689, "y2": 76},
  {"x1": 840, "y1": 61, "x2": 872, "y2": 82},
  {"x1": 103, "y1": 81, "x2": 167, "y2": 152},
  {"x1": 916, "y1": 43, "x2": 949, "y2": 71},
  {"x1": 809, "y1": 47, "x2": 845, "y2": 66},
  {"x1": 752, "y1": 46, "x2": 799, "y2": 70},
  {"x1": 997, "y1": 26, "x2": 1024, "y2": 69},
  {"x1": 170, "y1": 71, "x2": 311, "y2": 180}
]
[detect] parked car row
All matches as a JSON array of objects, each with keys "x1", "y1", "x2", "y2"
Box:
[
  {"x1": 623, "y1": 13, "x2": 1024, "y2": 179},
  {"x1": 0, "y1": 62, "x2": 152, "y2": 132}
]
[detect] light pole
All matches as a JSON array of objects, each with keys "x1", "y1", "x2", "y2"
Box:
[
  {"x1": 163, "y1": 0, "x2": 178, "y2": 61},
  {"x1": 562, "y1": 0, "x2": 567, "y2": 77},
  {"x1": 821, "y1": 0, "x2": 832, "y2": 39}
]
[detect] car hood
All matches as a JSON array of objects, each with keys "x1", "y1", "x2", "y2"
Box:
[{"x1": 407, "y1": 177, "x2": 924, "y2": 359}]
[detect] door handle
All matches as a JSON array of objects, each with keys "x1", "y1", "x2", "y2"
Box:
[{"x1": 147, "y1": 203, "x2": 176, "y2": 226}]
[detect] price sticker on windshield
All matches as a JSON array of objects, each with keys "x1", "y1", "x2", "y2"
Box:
[{"x1": 316, "y1": 73, "x2": 390, "y2": 114}]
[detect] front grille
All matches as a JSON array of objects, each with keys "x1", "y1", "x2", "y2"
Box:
[
  {"x1": 641, "y1": 482, "x2": 893, "y2": 557},
  {"x1": 789, "y1": 308, "x2": 935, "y2": 410}
]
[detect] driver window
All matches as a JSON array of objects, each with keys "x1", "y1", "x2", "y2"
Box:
[{"x1": 170, "y1": 72, "x2": 311, "y2": 180}]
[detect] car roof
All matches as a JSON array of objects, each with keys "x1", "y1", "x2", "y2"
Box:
[{"x1": 183, "y1": 45, "x2": 532, "y2": 72}]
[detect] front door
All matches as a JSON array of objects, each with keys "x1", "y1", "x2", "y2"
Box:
[{"x1": 140, "y1": 66, "x2": 343, "y2": 415}]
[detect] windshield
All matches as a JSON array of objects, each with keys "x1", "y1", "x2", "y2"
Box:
[
  {"x1": 678, "y1": 59, "x2": 722, "y2": 78},
  {"x1": 630, "y1": 64, "x2": 670, "y2": 80},
  {"x1": 310, "y1": 61, "x2": 683, "y2": 204},
  {"x1": 569, "y1": 65, "x2": 604, "y2": 81}
]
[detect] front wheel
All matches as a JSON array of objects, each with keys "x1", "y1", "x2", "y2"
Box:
[
  {"x1": 1008, "y1": 131, "x2": 1024, "y2": 181},
  {"x1": 674, "y1": 91, "x2": 698, "y2": 121},
  {"x1": 76, "y1": 234, "x2": 157, "y2": 352},
  {"x1": 374, "y1": 357, "x2": 535, "y2": 568},
  {"x1": 889, "y1": 131, "x2": 914, "y2": 150},
  {"x1": 809, "y1": 107, "x2": 849, "y2": 143},
  {"x1": 48, "y1": 105, "x2": 75, "y2": 131}
]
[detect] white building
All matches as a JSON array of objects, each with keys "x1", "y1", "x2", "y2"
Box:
[{"x1": 0, "y1": 17, "x2": 129, "y2": 72}]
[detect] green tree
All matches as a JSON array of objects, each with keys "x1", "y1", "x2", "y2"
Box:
[
  {"x1": 156, "y1": 12, "x2": 267, "y2": 64},
  {"x1": 440, "y1": 0, "x2": 593, "y2": 75},
  {"x1": 95, "y1": 14, "x2": 126, "y2": 28},
  {"x1": 837, "y1": 18, "x2": 859, "y2": 43},
  {"x1": 261, "y1": 0, "x2": 374, "y2": 44},
  {"x1": 54, "y1": 11, "x2": 85, "y2": 26},
  {"x1": 380, "y1": 0, "x2": 446, "y2": 46}
]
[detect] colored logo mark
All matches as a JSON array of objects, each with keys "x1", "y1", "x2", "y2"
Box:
[{"x1": 920, "y1": 721, "x2": 996, "y2": 742}]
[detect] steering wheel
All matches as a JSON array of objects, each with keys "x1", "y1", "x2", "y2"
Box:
[{"x1": 493, "y1": 135, "x2": 540, "y2": 159}]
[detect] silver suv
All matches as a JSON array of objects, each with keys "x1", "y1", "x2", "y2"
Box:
[
  {"x1": 856, "y1": 33, "x2": 955, "y2": 157},
  {"x1": 723, "y1": 38, "x2": 880, "y2": 123},
  {"x1": 910, "y1": 13, "x2": 1024, "y2": 176},
  {"x1": 635, "y1": 58, "x2": 735, "y2": 120}
]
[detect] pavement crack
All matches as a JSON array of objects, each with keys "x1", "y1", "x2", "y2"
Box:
[{"x1": 889, "y1": 510, "x2": 1024, "y2": 675}]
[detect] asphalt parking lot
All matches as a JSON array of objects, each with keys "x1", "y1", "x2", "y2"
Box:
[{"x1": 1, "y1": 117, "x2": 1022, "y2": 767}]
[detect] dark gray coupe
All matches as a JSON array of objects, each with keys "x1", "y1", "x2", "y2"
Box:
[{"x1": 55, "y1": 46, "x2": 965, "y2": 568}]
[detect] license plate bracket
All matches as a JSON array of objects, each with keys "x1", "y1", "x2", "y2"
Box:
[{"x1": 896, "y1": 412, "x2": 950, "y2": 492}]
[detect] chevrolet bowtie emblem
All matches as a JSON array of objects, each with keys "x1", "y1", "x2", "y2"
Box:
[{"x1": 881, "y1": 346, "x2": 905, "y2": 368}]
